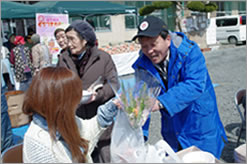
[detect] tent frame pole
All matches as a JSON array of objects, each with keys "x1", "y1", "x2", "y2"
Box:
[
  {"x1": 1, "y1": 20, "x2": 5, "y2": 40},
  {"x1": 23, "y1": 19, "x2": 28, "y2": 36}
]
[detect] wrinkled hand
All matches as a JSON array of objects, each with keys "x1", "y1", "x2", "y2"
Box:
[
  {"x1": 112, "y1": 98, "x2": 122, "y2": 110},
  {"x1": 152, "y1": 100, "x2": 162, "y2": 112},
  {"x1": 88, "y1": 91, "x2": 97, "y2": 103},
  {"x1": 80, "y1": 91, "x2": 98, "y2": 104}
]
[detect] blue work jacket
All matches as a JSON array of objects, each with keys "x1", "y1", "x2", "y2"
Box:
[{"x1": 133, "y1": 32, "x2": 227, "y2": 159}]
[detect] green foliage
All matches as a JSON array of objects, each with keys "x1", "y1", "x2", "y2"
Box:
[
  {"x1": 139, "y1": 1, "x2": 217, "y2": 16},
  {"x1": 139, "y1": 1, "x2": 172, "y2": 16},
  {"x1": 205, "y1": 2, "x2": 218, "y2": 12},
  {"x1": 187, "y1": 1, "x2": 205, "y2": 12},
  {"x1": 187, "y1": 1, "x2": 217, "y2": 13},
  {"x1": 139, "y1": 5, "x2": 156, "y2": 16},
  {"x1": 121, "y1": 82, "x2": 127, "y2": 105},
  {"x1": 120, "y1": 81, "x2": 149, "y2": 126},
  {"x1": 138, "y1": 83, "x2": 147, "y2": 114},
  {"x1": 129, "y1": 89, "x2": 136, "y2": 112},
  {"x1": 152, "y1": 1, "x2": 173, "y2": 10}
]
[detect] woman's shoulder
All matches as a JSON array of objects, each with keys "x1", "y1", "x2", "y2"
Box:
[
  {"x1": 31, "y1": 43, "x2": 41, "y2": 49},
  {"x1": 23, "y1": 122, "x2": 71, "y2": 163},
  {"x1": 57, "y1": 50, "x2": 72, "y2": 65},
  {"x1": 91, "y1": 46, "x2": 111, "y2": 57},
  {"x1": 31, "y1": 44, "x2": 40, "y2": 52},
  {"x1": 25, "y1": 122, "x2": 48, "y2": 138},
  {"x1": 59, "y1": 50, "x2": 70, "y2": 59}
]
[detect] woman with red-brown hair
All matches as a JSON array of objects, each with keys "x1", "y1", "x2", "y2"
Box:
[{"x1": 22, "y1": 67, "x2": 119, "y2": 163}]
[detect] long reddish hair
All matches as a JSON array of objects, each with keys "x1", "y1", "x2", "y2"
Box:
[{"x1": 23, "y1": 67, "x2": 88, "y2": 162}]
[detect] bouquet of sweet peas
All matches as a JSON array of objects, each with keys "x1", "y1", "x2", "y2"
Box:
[{"x1": 110, "y1": 69, "x2": 161, "y2": 128}]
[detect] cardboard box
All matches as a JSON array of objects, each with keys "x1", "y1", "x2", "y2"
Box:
[{"x1": 5, "y1": 90, "x2": 30, "y2": 128}]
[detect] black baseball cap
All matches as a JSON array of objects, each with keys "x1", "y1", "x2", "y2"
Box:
[{"x1": 132, "y1": 16, "x2": 168, "y2": 41}]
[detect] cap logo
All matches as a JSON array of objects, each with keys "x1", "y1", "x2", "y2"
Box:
[{"x1": 139, "y1": 21, "x2": 149, "y2": 31}]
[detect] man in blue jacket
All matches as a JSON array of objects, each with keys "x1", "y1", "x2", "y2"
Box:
[{"x1": 132, "y1": 16, "x2": 227, "y2": 159}]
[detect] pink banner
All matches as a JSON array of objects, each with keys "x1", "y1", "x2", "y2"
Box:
[
  {"x1": 36, "y1": 13, "x2": 68, "y2": 36},
  {"x1": 36, "y1": 13, "x2": 68, "y2": 64}
]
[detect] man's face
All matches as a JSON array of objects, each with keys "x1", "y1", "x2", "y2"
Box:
[{"x1": 138, "y1": 35, "x2": 171, "y2": 64}]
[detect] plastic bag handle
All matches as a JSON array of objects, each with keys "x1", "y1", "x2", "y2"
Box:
[{"x1": 156, "y1": 140, "x2": 182, "y2": 163}]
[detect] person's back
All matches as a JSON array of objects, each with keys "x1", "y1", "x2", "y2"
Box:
[
  {"x1": 31, "y1": 43, "x2": 52, "y2": 71},
  {"x1": 41, "y1": 43, "x2": 52, "y2": 65},
  {"x1": 22, "y1": 67, "x2": 119, "y2": 163},
  {"x1": 10, "y1": 36, "x2": 34, "y2": 91},
  {"x1": 3, "y1": 33, "x2": 16, "y2": 52},
  {"x1": 31, "y1": 34, "x2": 52, "y2": 74}
]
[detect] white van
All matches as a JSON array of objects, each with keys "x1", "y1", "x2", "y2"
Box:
[{"x1": 215, "y1": 15, "x2": 246, "y2": 44}]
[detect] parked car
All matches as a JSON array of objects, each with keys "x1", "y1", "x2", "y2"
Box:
[{"x1": 215, "y1": 15, "x2": 246, "y2": 44}]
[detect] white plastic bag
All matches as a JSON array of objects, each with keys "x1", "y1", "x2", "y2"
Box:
[
  {"x1": 110, "y1": 109, "x2": 147, "y2": 163},
  {"x1": 110, "y1": 109, "x2": 182, "y2": 163},
  {"x1": 145, "y1": 140, "x2": 182, "y2": 163}
]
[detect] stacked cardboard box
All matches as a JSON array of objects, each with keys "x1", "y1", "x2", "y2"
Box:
[{"x1": 5, "y1": 90, "x2": 30, "y2": 128}]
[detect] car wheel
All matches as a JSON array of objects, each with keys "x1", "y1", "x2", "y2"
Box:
[{"x1": 228, "y1": 36, "x2": 237, "y2": 45}]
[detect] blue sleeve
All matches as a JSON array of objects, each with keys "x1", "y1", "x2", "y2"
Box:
[
  {"x1": 1, "y1": 87, "x2": 14, "y2": 152},
  {"x1": 142, "y1": 114, "x2": 151, "y2": 142},
  {"x1": 97, "y1": 98, "x2": 118, "y2": 128}
]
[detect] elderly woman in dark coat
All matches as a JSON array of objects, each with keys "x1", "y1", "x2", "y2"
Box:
[{"x1": 57, "y1": 20, "x2": 119, "y2": 163}]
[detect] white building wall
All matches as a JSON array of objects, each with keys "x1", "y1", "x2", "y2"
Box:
[{"x1": 96, "y1": 15, "x2": 137, "y2": 47}]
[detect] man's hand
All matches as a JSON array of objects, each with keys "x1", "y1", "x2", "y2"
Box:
[{"x1": 152, "y1": 100, "x2": 162, "y2": 112}]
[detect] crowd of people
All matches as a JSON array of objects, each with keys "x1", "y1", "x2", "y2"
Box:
[
  {"x1": 1, "y1": 16, "x2": 228, "y2": 163},
  {"x1": 1, "y1": 20, "x2": 119, "y2": 163}
]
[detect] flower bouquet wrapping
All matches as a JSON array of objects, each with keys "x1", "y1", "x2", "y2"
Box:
[
  {"x1": 110, "y1": 69, "x2": 161, "y2": 128},
  {"x1": 110, "y1": 69, "x2": 174, "y2": 163}
]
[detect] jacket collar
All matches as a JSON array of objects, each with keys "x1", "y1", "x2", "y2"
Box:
[
  {"x1": 32, "y1": 113, "x2": 62, "y2": 140},
  {"x1": 132, "y1": 53, "x2": 167, "y2": 90},
  {"x1": 32, "y1": 113, "x2": 85, "y2": 155}
]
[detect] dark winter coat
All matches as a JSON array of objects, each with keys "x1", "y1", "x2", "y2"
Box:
[{"x1": 57, "y1": 46, "x2": 119, "y2": 119}]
